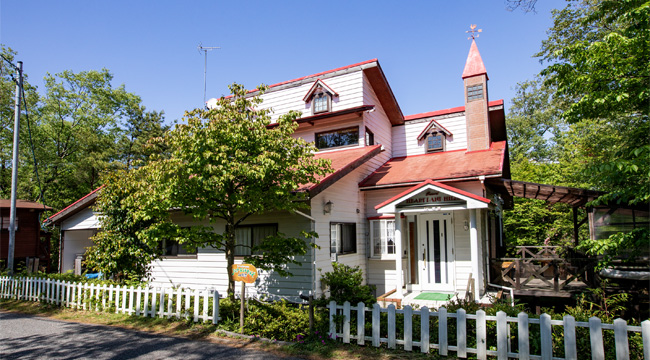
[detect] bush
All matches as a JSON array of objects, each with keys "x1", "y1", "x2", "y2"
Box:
[
  {"x1": 218, "y1": 298, "x2": 321, "y2": 342},
  {"x1": 319, "y1": 263, "x2": 376, "y2": 306}
]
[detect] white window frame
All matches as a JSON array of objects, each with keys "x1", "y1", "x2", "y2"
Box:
[
  {"x1": 312, "y1": 91, "x2": 331, "y2": 114},
  {"x1": 370, "y1": 219, "x2": 397, "y2": 259}
]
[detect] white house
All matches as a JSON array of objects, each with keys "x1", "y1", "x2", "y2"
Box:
[{"x1": 46, "y1": 40, "x2": 510, "y2": 303}]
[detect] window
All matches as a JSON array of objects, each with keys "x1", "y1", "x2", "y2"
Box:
[
  {"x1": 235, "y1": 224, "x2": 278, "y2": 256},
  {"x1": 365, "y1": 127, "x2": 374, "y2": 146},
  {"x1": 330, "y1": 222, "x2": 356, "y2": 255},
  {"x1": 467, "y1": 84, "x2": 484, "y2": 101},
  {"x1": 312, "y1": 91, "x2": 331, "y2": 114},
  {"x1": 161, "y1": 238, "x2": 197, "y2": 257},
  {"x1": 370, "y1": 219, "x2": 396, "y2": 258},
  {"x1": 426, "y1": 132, "x2": 445, "y2": 152},
  {"x1": 315, "y1": 127, "x2": 359, "y2": 150}
]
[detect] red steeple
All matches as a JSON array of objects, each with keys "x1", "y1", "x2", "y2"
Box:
[{"x1": 462, "y1": 39, "x2": 488, "y2": 80}]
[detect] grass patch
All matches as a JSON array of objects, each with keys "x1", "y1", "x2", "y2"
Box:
[{"x1": 0, "y1": 299, "x2": 452, "y2": 359}]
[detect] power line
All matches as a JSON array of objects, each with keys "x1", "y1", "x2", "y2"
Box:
[{"x1": 21, "y1": 86, "x2": 45, "y2": 205}]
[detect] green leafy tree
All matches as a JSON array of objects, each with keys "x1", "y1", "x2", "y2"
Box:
[
  {"x1": 101, "y1": 83, "x2": 331, "y2": 296},
  {"x1": 117, "y1": 104, "x2": 170, "y2": 169}
]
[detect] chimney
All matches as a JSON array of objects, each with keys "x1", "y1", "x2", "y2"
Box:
[{"x1": 462, "y1": 39, "x2": 491, "y2": 152}]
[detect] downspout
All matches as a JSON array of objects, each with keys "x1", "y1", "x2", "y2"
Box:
[
  {"x1": 293, "y1": 210, "x2": 317, "y2": 299},
  {"x1": 58, "y1": 226, "x2": 63, "y2": 273}
]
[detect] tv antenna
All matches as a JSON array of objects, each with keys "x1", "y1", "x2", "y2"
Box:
[
  {"x1": 466, "y1": 24, "x2": 482, "y2": 40},
  {"x1": 198, "y1": 44, "x2": 221, "y2": 107}
]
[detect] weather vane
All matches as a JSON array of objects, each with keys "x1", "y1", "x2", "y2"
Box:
[{"x1": 466, "y1": 24, "x2": 482, "y2": 40}]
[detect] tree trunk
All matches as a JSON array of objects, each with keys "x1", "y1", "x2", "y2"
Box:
[{"x1": 225, "y1": 222, "x2": 236, "y2": 300}]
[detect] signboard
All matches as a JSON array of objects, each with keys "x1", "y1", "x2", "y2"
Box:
[
  {"x1": 231, "y1": 264, "x2": 258, "y2": 283},
  {"x1": 402, "y1": 190, "x2": 464, "y2": 206}
]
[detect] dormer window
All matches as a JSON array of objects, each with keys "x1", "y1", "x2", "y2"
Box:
[
  {"x1": 426, "y1": 132, "x2": 445, "y2": 152},
  {"x1": 417, "y1": 118, "x2": 452, "y2": 153},
  {"x1": 303, "y1": 79, "x2": 338, "y2": 115},
  {"x1": 313, "y1": 90, "x2": 330, "y2": 114}
]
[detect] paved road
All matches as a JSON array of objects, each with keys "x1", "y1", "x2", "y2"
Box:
[{"x1": 0, "y1": 311, "x2": 304, "y2": 359}]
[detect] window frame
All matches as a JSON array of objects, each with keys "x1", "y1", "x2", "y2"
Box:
[
  {"x1": 330, "y1": 222, "x2": 357, "y2": 256},
  {"x1": 312, "y1": 91, "x2": 331, "y2": 114},
  {"x1": 370, "y1": 219, "x2": 397, "y2": 259},
  {"x1": 161, "y1": 237, "x2": 198, "y2": 259},
  {"x1": 315, "y1": 126, "x2": 360, "y2": 150},
  {"x1": 466, "y1": 84, "x2": 484, "y2": 101},
  {"x1": 234, "y1": 223, "x2": 278, "y2": 258},
  {"x1": 426, "y1": 132, "x2": 445, "y2": 153},
  {"x1": 365, "y1": 127, "x2": 375, "y2": 146}
]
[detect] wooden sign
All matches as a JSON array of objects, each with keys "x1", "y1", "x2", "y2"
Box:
[{"x1": 231, "y1": 264, "x2": 258, "y2": 283}]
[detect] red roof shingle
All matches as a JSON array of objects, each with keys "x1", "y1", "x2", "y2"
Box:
[{"x1": 359, "y1": 141, "x2": 506, "y2": 188}]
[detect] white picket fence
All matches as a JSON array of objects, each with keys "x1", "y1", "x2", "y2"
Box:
[
  {"x1": 0, "y1": 276, "x2": 220, "y2": 324},
  {"x1": 328, "y1": 301, "x2": 650, "y2": 360}
]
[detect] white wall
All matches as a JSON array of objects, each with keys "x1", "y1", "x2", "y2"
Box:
[
  {"x1": 61, "y1": 229, "x2": 95, "y2": 273},
  {"x1": 61, "y1": 207, "x2": 100, "y2": 231},
  {"x1": 148, "y1": 211, "x2": 313, "y2": 300},
  {"x1": 259, "y1": 71, "x2": 365, "y2": 123},
  {"x1": 392, "y1": 113, "x2": 469, "y2": 158}
]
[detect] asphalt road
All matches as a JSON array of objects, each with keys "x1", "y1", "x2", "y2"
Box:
[{"x1": 0, "y1": 311, "x2": 305, "y2": 359}]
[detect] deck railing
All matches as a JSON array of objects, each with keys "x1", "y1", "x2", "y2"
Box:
[
  {"x1": 493, "y1": 246, "x2": 596, "y2": 292},
  {"x1": 0, "y1": 276, "x2": 219, "y2": 324},
  {"x1": 327, "y1": 301, "x2": 649, "y2": 360}
]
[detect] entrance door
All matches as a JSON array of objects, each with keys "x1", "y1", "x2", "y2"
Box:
[{"x1": 418, "y1": 213, "x2": 455, "y2": 291}]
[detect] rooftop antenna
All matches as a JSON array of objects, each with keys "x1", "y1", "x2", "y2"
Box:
[
  {"x1": 466, "y1": 24, "x2": 482, "y2": 40},
  {"x1": 198, "y1": 43, "x2": 221, "y2": 108}
]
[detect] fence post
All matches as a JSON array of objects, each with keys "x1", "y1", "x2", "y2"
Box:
[
  {"x1": 517, "y1": 312, "x2": 529, "y2": 360},
  {"x1": 589, "y1": 317, "x2": 605, "y2": 360},
  {"x1": 439, "y1": 307, "x2": 448, "y2": 356},
  {"x1": 642, "y1": 320, "x2": 650, "y2": 360},
  {"x1": 421, "y1": 306, "x2": 430, "y2": 354},
  {"x1": 477, "y1": 310, "x2": 487, "y2": 360},
  {"x1": 135, "y1": 286, "x2": 142, "y2": 316},
  {"x1": 357, "y1": 302, "x2": 365, "y2": 346},
  {"x1": 193, "y1": 289, "x2": 199, "y2": 322},
  {"x1": 564, "y1": 315, "x2": 577, "y2": 360},
  {"x1": 497, "y1": 311, "x2": 507, "y2": 360},
  {"x1": 329, "y1": 300, "x2": 337, "y2": 340},
  {"x1": 613, "y1": 318, "x2": 629, "y2": 360},
  {"x1": 202, "y1": 289, "x2": 208, "y2": 321},
  {"x1": 387, "y1": 304, "x2": 396, "y2": 349},
  {"x1": 457, "y1": 308, "x2": 467, "y2": 358},
  {"x1": 151, "y1": 287, "x2": 158, "y2": 318},
  {"x1": 212, "y1": 290, "x2": 219, "y2": 325},
  {"x1": 159, "y1": 287, "x2": 165, "y2": 318},
  {"x1": 372, "y1": 303, "x2": 380, "y2": 347},
  {"x1": 540, "y1": 313, "x2": 552, "y2": 360},
  {"x1": 343, "y1": 301, "x2": 351, "y2": 344},
  {"x1": 404, "y1": 305, "x2": 413, "y2": 351}
]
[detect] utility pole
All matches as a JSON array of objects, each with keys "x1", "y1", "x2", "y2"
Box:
[
  {"x1": 197, "y1": 44, "x2": 220, "y2": 108},
  {"x1": 8, "y1": 61, "x2": 23, "y2": 276}
]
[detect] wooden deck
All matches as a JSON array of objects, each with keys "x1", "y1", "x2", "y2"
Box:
[{"x1": 492, "y1": 246, "x2": 596, "y2": 298}]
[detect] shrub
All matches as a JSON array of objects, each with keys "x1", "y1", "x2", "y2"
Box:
[{"x1": 319, "y1": 263, "x2": 376, "y2": 306}]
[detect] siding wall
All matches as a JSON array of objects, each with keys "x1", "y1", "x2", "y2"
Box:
[
  {"x1": 61, "y1": 207, "x2": 100, "y2": 231},
  {"x1": 61, "y1": 229, "x2": 95, "y2": 273},
  {"x1": 392, "y1": 113, "x2": 469, "y2": 158},
  {"x1": 258, "y1": 71, "x2": 365, "y2": 123},
  {"x1": 149, "y1": 211, "x2": 313, "y2": 299}
]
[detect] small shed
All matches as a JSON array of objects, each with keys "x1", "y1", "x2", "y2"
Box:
[{"x1": 0, "y1": 199, "x2": 53, "y2": 272}]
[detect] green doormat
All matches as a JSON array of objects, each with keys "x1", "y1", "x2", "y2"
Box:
[{"x1": 413, "y1": 292, "x2": 452, "y2": 301}]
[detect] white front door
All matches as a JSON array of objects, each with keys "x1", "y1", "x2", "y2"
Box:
[{"x1": 418, "y1": 213, "x2": 455, "y2": 291}]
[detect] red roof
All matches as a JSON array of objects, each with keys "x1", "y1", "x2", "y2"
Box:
[
  {"x1": 45, "y1": 186, "x2": 102, "y2": 224},
  {"x1": 462, "y1": 39, "x2": 488, "y2": 79},
  {"x1": 0, "y1": 199, "x2": 52, "y2": 211},
  {"x1": 359, "y1": 141, "x2": 506, "y2": 188},
  {"x1": 301, "y1": 145, "x2": 382, "y2": 196},
  {"x1": 405, "y1": 100, "x2": 503, "y2": 121}
]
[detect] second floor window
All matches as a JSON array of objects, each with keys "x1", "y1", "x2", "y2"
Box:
[
  {"x1": 426, "y1": 133, "x2": 445, "y2": 152},
  {"x1": 313, "y1": 92, "x2": 331, "y2": 113},
  {"x1": 316, "y1": 127, "x2": 359, "y2": 150}
]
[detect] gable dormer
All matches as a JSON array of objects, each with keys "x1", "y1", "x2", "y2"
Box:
[
  {"x1": 416, "y1": 119, "x2": 452, "y2": 153},
  {"x1": 303, "y1": 79, "x2": 338, "y2": 115}
]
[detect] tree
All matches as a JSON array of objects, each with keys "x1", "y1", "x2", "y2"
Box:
[
  {"x1": 539, "y1": 0, "x2": 649, "y2": 206},
  {"x1": 117, "y1": 105, "x2": 170, "y2": 169},
  {"x1": 97, "y1": 83, "x2": 332, "y2": 296}
]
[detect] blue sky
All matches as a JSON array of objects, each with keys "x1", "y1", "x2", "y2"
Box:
[{"x1": 1, "y1": 0, "x2": 566, "y2": 124}]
